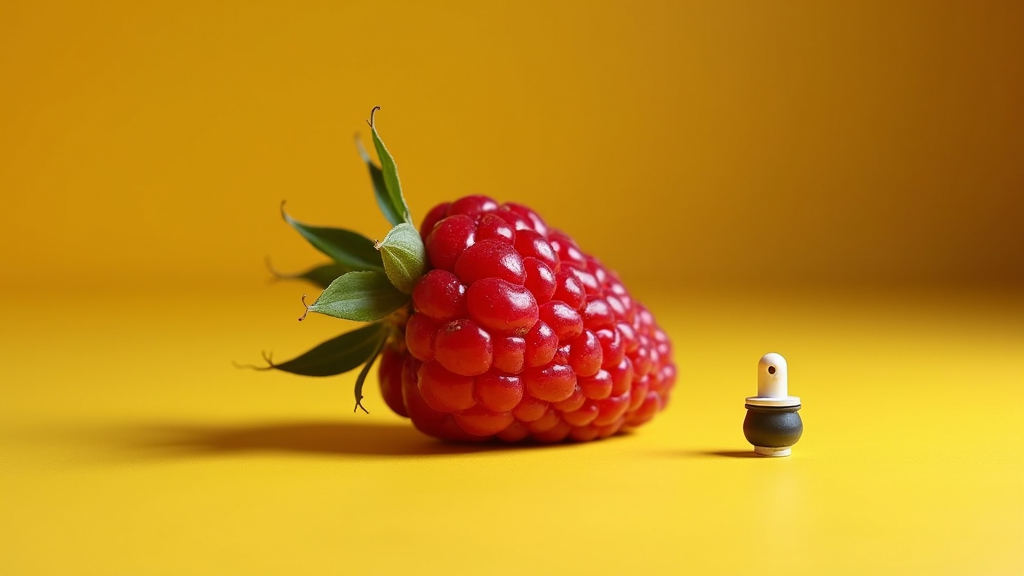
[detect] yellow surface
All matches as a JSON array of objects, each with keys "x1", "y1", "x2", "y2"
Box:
[
  {"x1": 2, "y1": 1, "x2": 1023, "y2": 575},
  {"x1": 1, "y1": 286, "x2": 1022, "y2": 575}
]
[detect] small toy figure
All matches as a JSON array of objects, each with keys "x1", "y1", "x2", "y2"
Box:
[{"x1": 743, "y1": 353, "x2": 802, "y2": 456}]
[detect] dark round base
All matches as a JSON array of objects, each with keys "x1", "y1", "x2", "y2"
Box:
[{"x1": 743, "y1": 405, "x2": 803, "y2": 451}]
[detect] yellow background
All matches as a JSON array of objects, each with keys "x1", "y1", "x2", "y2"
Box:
[{"x1": 1, "y1": 1, "x2": 1021, "y2": 575}]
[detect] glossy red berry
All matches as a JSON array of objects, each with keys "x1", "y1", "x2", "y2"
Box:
[{"x1": 385, "y1": 197, "x2": 677, "y2": 442}]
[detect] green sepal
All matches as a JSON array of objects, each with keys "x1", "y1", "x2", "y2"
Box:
[
  {"x1": 368, "y1": 107, "x2": 412, "y2": 225},
  {"x1": 352, "y1": 337, "x2": 387, "y2": 414},
  {"x1": 258, "y1": 322, "x2": 386, "y2": 377},
  {"x1": 267, "y1": 259, "x2": 350, "y2": 289},
  {"x1": 281, "y1": 203, "x2": 384, "y2": 272},
  {"x1": 355, "y1": 136, "x2": 403, "y2": 227},
  {"x1": 377, "y1": 223, "x2": 427, "y2": 294},
  {"x1": 308, "y1": 270, "x2": 409, "y2": 322}
]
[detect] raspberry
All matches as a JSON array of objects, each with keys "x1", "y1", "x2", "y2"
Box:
[
  {"x1": 256, "y1": 107, "x2": 676, "y2": 443},
  {"x1": 398, "y1": 198, "x2": 678, "y2": 442}
]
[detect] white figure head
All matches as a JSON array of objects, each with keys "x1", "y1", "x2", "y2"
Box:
[
  {"x1": 746, "y1": 352, "x2": 799, "y2": 407},
  {"x1": 757, "y1": 352, "x2": 788, "y2": 398}
]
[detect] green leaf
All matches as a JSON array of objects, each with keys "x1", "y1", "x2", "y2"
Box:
[
  {"x1": 266, "y1": 259, "x2": 350, "y2": 289},
  {"x1": 378, "y1": 223, "x2": 427, "y2": 294},
  {"x1": 260, "y1": 322, "x2": 386, "y2": 377},
  {"x1": 309, "y1": 270, "x2": 409, "y2": 322},
  {"x1": 355, "y1": 136, "x2": 403, "y2": 227},
  {"x1": 280, "y1": 203, "x2": 384, "y2": 272},
  {"x1": 368, "y1": 107, "x2": 412, "y2": 225}
]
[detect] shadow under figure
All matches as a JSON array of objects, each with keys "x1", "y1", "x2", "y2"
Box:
[{"x1": 705, "y1": 450, "x2": 763, "y2": 459}]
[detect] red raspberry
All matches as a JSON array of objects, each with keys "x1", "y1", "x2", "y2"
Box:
[
  {"x1": 384, "y1": 196, "x2": 676, "y2": 441},
  {"x1": 257, "y1": 107, "x2": 675, "y2": 444}
]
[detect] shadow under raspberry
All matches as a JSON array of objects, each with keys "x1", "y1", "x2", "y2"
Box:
[{"x1": 129, "y1": 420, "x2": 579, "y2": 458}]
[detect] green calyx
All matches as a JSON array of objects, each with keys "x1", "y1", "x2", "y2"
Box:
[
  {"x1": 255, "y1": 107, "x2": 425, "y2": 413},
  {"x1": 377, "y1": 223, "x2": 427, "y2": 294}
]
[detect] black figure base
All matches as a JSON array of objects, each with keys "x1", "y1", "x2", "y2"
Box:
[{"x1": 743, "y1": 404, "x2": 803, "y2": 457}]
